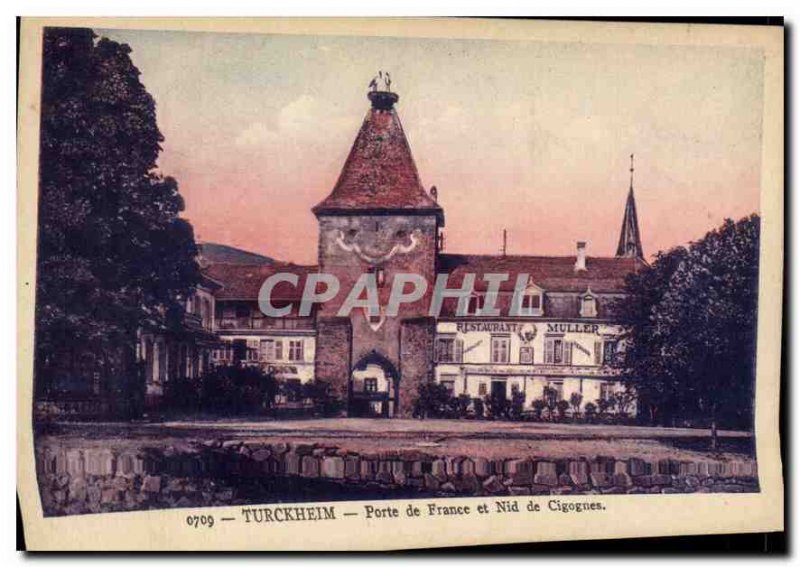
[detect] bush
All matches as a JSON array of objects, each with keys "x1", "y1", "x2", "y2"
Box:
[
  {"x1": 472, "y1": 397, "x2": 485, "y2": 419},
  {"x1": 531, "y1": 399, "x2": 546, "y2": 421},
  {"x1": 485, "y1": 394, "x2": 509, "y2": 420},
  {"x1": 412, "y1": 382, "x2": 452, "y2": 419},
  {"x1": 302, "y1": 382, "x2": 345, "y2": 417},
  {"x1": 584, "y1": 402, "x2": 598, "y2": 423},
  {"x1": 509, "y1": 390, "x2": 526, "y2": 421},
  {"x1": 163, "y1": 376, "x2": 201, "y2": 412},
  {"x1": 556, "y1": 399, "x2": 570, "y2": 421},
  {"x1": 199, "y1": 364, "x2": 278, "y2": 415}
]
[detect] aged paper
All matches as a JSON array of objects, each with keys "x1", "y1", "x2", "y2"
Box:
[{"x1": 17, "y1": 17, "x2": 783, "y2": 551}]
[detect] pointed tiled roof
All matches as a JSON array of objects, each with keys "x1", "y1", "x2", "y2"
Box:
[
  {"x1": 312, "y1": 90, "x2": 444, "y2": 223},
  {"x1": 616, "y1": 187, "x2": 644, "y2": 259},
  {"x1": 616, "y1": 155, "x2": 644, "y2": 259}
]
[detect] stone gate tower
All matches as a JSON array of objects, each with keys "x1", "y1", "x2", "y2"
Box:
[{"x1": 312, "y1": 88, "x2": 444, "y2": 417}]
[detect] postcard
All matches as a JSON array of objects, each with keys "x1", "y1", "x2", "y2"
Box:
[{"x1": 17, "y1": 17, "x2": 784, "y2": 551}]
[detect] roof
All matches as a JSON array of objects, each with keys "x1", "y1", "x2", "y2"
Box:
[
  {"x1": 616, "y1": 187, "x2": 644, "y2": 259},
  {"x1": 437, "y1": 253, "x2": 644, "y2": 294},
  {"x1": 198, "y1": 242, "x2": 276, "y2": 266},
  {"x1": 203, "y1": 263, "x2": 317, "y2": 301},
  {"x1": 312, "y1": 91, "x2": 443, "y2": 222}
]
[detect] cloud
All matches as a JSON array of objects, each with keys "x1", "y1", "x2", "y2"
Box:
[{"x1": 234, "y1": 94, "x2": 350, "y2": 149}]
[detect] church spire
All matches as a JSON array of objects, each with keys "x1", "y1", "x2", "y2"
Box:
[{"x1": 615, "y1": 154, "x2": 644, "y2": 259}]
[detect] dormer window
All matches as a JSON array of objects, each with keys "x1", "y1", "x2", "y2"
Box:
[
  {"x1": 467, "y1": 293, "x2": 485, "y2": 316},
  {"x1": 516, "y1": 282, "x2": 544, "y2": 316},
  {"x1": 579, "y1": 288, "x2": 598, "y2": 318}
]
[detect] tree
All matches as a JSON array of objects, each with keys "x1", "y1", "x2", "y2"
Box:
[
  {"x1": 543, "y1": 386, "x2": 558, "y2": 421},
  {"x1": 35, "y1": 28, "x2": 199, "y2": 405},
  {"x1": 618, "y1": 215, "x2": 760, "y2": 448},
  {"x1": 569, "y1": 392, "x2": 583, "y2": 421}
]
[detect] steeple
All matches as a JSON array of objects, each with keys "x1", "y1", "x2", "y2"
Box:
[
  {"x1": 312, "y1": 78, "x2": 444, "y2": 224},
  {"x1": 615, "y1": 154, "x2": 644, "y2": 259}
]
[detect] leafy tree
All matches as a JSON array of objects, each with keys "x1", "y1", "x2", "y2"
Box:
[
  {"x1": 35, "y1": 28, "x2": 199, "y2": 406},
  {"x1": 615, "y1": 246, "x2": 689, "y2": 424},
  {"x1": 543, "y1": 386, "x2": 558, "y2": 421},
  {"x1": 618, "y1": 215, "x2": 760, "y2": 447},
  {"x1": 569, "y1": 392, "x2": 583, "y2": 421}
]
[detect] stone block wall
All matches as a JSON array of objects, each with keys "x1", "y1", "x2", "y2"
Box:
[
  {"x1": 314, "y1": 317, "x2": 352, "y2": 411},
  {"x1": 399, "y1": 318, "x2": 436, "y2": 416},
  {"x1": 36, "y1": 441, "x2": 759, "y2": 517}
]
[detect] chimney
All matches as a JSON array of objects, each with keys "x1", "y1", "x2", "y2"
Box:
[{"x1": 575, "y1": 241, "x2": 587, "y2": 271}]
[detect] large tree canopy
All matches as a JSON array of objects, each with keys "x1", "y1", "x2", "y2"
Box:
[
  {"x1": 617, "y1": 215, "x2": 760, "y2": 437},
  {"x1": 35, "y1": 27, "x2": 199, "y2": 394}
]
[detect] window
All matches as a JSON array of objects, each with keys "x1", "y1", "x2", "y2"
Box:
[
  {"x1": 579, "y1": 290, "x2": 598, "y2": 317},
  {"x1": 440, "y1": 379, "x2": 455, "y2": 394},
  {"x1": 436, "y1": 337, "x2": 463, "y2": 363},
  {"x1": 519, "y1": 346, "x2": 534, "y2": 364},
  {"x1": 603, "y1": 340, "x2": 617, "y2": 365},
  {"x1": 288, "y1": 340, "x2": 304, "y2": 362},
  {"x1": 260, "y1": 339, "x2": 275, "y2": 361},
  {"x1": 467, "y1": 294, "x2": 485, "y2": 316},
  {"x1": 520, "y1": 288, "x2": 544, "y2": 316},
  {"x1": 545, "y1": 338, "x2": 562, "y2": 364},
  {"x1": 274, "y1": 340, "x2": 284, "y2": 361},
  {"x1": 364, "y1": 378, "x2": 378, "y2": 393},
  {"x1": 491, "y1": 335, "x2": 510, "y2": 363},
  {"x1": 478, "y1": 382, "x2": 487, "y2": 396},
  {"x1": 600, "y1": 382, "x2": 614, "y2": 401}
]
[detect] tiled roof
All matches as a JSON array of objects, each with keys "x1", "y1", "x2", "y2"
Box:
[
  {"x1": 203, "y1": 263, "x2": 317, "y2": 301},
  {"x1": 437, "y1": 254, "x2": 644, "y2": 294},
  {"x1": 312, "y1": 94, "x2": 443, "y2": 220}
]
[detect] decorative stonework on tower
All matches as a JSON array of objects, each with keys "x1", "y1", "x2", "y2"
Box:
[
  {"x1": 312, "y1": 81, "x2": 443, "y2": 417},
  {"x1": 616, "y1": 154, "x2": 645, "y2": 260}
]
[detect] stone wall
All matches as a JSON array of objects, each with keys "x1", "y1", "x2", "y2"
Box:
[
  {"x1": 36, "y1": 441, "x2": 759, "y2": 517},
  {"x1": 399, "y1": 318, "x2": 436, "y2": 416},
  {"x1": 314, "y1": 317, "x2": 352, "y2": 411}
]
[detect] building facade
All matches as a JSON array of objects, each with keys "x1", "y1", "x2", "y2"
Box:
[{"x1": 145, "y1": 87, "x2": 647, "y2": 418}]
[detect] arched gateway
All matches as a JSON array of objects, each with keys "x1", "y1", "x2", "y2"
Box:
[{"x1": 349, "y1": 351, "x2": 399, "y2": 418}]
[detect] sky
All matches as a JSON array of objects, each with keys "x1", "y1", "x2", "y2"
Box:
[{"x1": 100, "y1": 28, "x2": 765, "y2": 265}]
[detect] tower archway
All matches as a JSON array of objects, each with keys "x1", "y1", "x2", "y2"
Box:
[{"x1": 350, "y1": 350, "x2": 399, "y2": 418}]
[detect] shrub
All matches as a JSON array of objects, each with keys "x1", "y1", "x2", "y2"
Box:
[
  {"x1": 199, "y1": 364, "x2": 278, "y2": 415},
  {"x1": 472, "y1": 397, "x2": 485, "y2": 419},
  {"x1": 531, "y1": 399, "x2": 546, "y2": 421},
  {"x1": 509, "y1": 390, "x2": 526, "y2": 421},
  {"x1": 412, "y1": 382, "x2": 452, "y2": 419},
  {"x1": 543, "y1": 386, "x2": 559, "y2": 421},
  {"x1": 569, "y1": 392, "x2": 583, "y2": 421},
  {"x1": 584, "y1": 402, "x2": 598, "y2": 423},
  {"x1": 163, "y1": 376, "x2": 201, "y2": 412},
  {"x1": 301, "y1": 381, "x2": 344, "y2": 417},
  {"x1": 556, "y1": 399, "x2": 570, "y2": 421},
  {"x1": 485, "y1": 394, "x2": 509, "y2": 420}
]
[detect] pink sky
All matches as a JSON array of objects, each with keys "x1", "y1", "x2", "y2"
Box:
[{"x1": 102, "y1": 29, "x2": 764, "y2": 265}]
